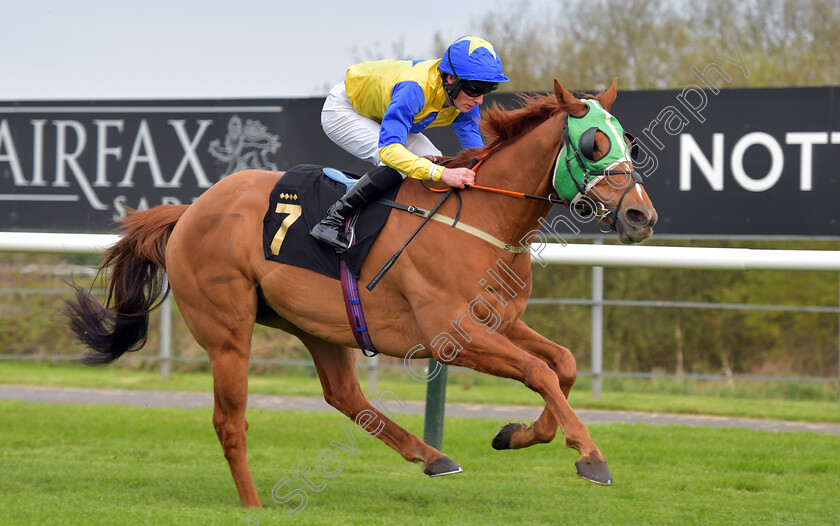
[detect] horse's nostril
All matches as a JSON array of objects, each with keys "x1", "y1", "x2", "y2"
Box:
[{"x1": 625, "y1": 209, "x2": 647, "y2": 226}]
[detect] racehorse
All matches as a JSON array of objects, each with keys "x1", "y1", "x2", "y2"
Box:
[{"x1": 65, "y1": 80, "x2": 657, "y2": 508}]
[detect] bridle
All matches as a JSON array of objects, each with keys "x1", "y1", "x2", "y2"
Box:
[{"x1": 444, "y1": 109, "x2": 645, "y2": 233}]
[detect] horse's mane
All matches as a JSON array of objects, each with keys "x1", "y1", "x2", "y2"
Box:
[{"x1": 449, "y1": 92, "x2": 588, "y2": 167}]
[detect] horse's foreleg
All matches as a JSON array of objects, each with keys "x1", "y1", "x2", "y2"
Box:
[
  {"x1": 446, "y1": 335, "x2": 612, "y2": 485},
  {"x1": 300, "y1": 334, "x2": 460, "y2": 477},
  {"x1": 508, "y1": 321, "x2": 578, "y2": 398},
  {"x1": 492, "y1": 320, "x2": 577, "y2": 450}
]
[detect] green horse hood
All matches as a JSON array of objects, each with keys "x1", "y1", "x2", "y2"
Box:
[{"x1": 552, "y1": 99, "x2": 633, "y2": 202}]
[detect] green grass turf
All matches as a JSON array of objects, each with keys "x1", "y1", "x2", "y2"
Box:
[
  {"x1": 1, "y1": 401, "x2": 838, "y2": 525},
  {"x1": 2, "y1": 360, "x2": 839, "y2": 423}
]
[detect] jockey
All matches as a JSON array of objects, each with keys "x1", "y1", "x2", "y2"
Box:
[{"x1": 310, "y1": 35, "x2": 510, "y2": 251}]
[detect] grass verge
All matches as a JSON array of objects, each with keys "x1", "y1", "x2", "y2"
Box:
[{"x1": 1, "y1": 401, "x2": 838, "y2": 526}]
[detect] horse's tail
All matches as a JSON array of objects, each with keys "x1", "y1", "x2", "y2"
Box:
[{"x1": 64, "y1": 205, "x2": 189, "y2": 365}]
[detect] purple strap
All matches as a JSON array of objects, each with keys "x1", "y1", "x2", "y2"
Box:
[{"x1": 339, "y1": 214, "x2": 378, "y2": 357}]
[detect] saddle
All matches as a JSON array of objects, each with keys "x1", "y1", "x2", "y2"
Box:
[{"x1": 262, "y1": 164, "x2": 400, "y2": 280}]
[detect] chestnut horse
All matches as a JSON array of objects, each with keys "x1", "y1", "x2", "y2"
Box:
[{"x1": 65, "y1": 80, "x2": 656, "y2": 508}]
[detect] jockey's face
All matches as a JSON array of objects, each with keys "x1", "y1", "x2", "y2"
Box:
[{"x1": 445, "y1": 75, "x2": 484, "y2": 113}]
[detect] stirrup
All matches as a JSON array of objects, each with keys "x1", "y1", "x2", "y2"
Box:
[{"x1": 310, "y1": 221, "x2": 349, "y2": 251}]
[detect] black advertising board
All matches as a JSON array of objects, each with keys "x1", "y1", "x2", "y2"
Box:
[
  {"x1": 1, "y1": 86, "x2": 838, "y2": 237},
  {"x1": 601, "y1": 86, "x2": 839, "y2": 238},
  {"x1": 0, "y1": 99, "x2": 370, "y2": 232}
]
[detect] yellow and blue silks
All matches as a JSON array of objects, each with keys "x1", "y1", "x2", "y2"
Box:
[{"x1": 344, "y1": 58, "x2": 482, "y2": 182}]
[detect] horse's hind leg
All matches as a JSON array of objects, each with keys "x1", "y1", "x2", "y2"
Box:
[
  {"x1": 298, "y1": 333, "x2": 460, "y2": 476},
  {"x1": 210, "y1": 346, "x2": 260, "y2": 508},
  {"x1": 169, "y1": 273, "x2": 262, "y2": 507}
]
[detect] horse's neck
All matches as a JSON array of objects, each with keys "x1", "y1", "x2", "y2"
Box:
[{"x1": 473, "y1": 113, "x2": 564, "y2": 241}]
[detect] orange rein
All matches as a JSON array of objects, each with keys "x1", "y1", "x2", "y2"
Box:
[
  {"x1": 466, "y1": 183, "x2": 530, "y2": 199},
  {"x1": 427, "y1": 152, "x2": 516, "y2": 195},
  {"x1": 427, "y1": 152, "x2": 562, "y2": 204}
]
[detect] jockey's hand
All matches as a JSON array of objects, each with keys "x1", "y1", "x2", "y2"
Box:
[{"x1": 440, "y1": 167, "x2": 476, "y2": 188}]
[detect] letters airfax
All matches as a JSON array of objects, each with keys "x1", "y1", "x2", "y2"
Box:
[{"x1": 0, "y1": 112, "x2": 230, "y2": 216}]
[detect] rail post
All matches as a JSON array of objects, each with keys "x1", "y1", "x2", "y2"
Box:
[
  {"x1": 160, "y1": 292, "x2": 172, "y2": 380},
  {"x1": 367, "y1": 353, "x2": 379, "y2": 394},
  {"x1": 591, "y1": 239, "x2": 604, "y2": 399},
  {"x1": 423, "y1": 360, "x2": 448, "y2": 450}
]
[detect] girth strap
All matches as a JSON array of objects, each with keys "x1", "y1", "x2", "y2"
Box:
[{"x1": 339, "y1": 213, "x2": 378, "y2": 357}]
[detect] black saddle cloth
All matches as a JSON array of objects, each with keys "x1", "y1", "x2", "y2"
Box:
[{"x1": 262, "y1": 164, "x2": 399, "y2": 280}]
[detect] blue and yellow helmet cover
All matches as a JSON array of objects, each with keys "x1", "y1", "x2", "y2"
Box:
[{"x1": 439, "y1": 36, "x2": 509, "y2": 83}]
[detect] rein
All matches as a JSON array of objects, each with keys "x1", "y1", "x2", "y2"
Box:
[
  {"x1": 428, "y1": 151, "x2": 563, "y2": 204},
  {"x1": 424, "y1": 157, "x2": 565, "y2": 204},
  {"x1": 465, "y1": 183, "x2": 566, "y2": 205}
]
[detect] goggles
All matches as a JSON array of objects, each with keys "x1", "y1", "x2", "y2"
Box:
[{"x1": 459, "y1": 79, "x2": 498, "y2": 97}]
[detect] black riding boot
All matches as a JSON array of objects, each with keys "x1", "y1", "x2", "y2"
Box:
[{"x1": 309, "y1": 165, "x2": 404, "y2": 251}]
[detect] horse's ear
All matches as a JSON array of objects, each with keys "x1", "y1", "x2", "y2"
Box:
[
  {"x1": 598, "y1": 78, "x2": 618, "y2": 112},
  {"x1": 553, "y1": 79, "x2": 574, "y2": 105},
  {"x1": 554, "y1": 79, "x2": 587, "y2": 115}
]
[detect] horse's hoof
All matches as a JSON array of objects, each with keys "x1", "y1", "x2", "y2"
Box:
[
  {"x1": 575, "y1": 459, "x2": 613, "y2": 486},
  {"x1": 424, "y1": 455, "x2": 463, "y2": 477},
  {"x1": 491, "y1": 422, "x2": 523, "y2": 450}
]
